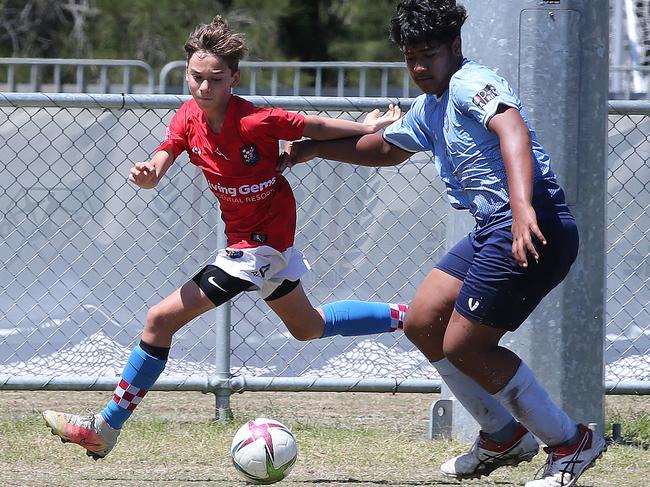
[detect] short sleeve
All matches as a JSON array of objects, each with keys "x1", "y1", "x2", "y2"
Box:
[
  {"x1": 156, "y1": 103, "x2": 189, "y2": 159},
  {"x1": 241, "y1": 108, "x2": 306, "y2": 142},
  {"x1": 451, "y1": 69, "x2": 520, "y2": 128},
  {"x1": 383, "y1": 96, "x2": 434, "y2": 153}
]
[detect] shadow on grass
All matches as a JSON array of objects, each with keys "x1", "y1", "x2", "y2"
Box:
[
  {"x1": 87, "y1": 478, "x2": 521, "y2": 486},
  {"x1": 294, "y1": 479, "x2": 517, "y2": 485}
]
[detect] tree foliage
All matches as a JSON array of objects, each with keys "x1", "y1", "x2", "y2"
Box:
[{"x1": 0, "y1": 0, "x2": 402, "y2": 65}]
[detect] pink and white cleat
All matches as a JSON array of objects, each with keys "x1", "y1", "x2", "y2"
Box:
[{"x1": 43, "y1": 410, "x2": 120, "y2": 460}]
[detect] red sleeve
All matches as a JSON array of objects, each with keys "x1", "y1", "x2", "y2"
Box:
[
  {"x1": 156, "y1": 103, "x2": 189, "y2": 159},
  {"x1": 240, "y1": 108, "x2": 306, "y2": 142}
]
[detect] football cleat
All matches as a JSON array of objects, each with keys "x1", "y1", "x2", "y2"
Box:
[
  {"x1": 441, "y1": 423, "x2": 539, "y2": 479},
  {"x1": 524, "y1": 423, "x2": 606, "y2": 487},
  {"x1": 43, "y1": 410, "x2": 120, "y2": 460}
]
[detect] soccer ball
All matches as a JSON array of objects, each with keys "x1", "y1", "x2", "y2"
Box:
[{"x1": 230, "y1": 417, "x2": 297, "y2": 484}]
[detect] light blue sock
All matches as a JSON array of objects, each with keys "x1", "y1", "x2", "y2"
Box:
[
  {"x1": 100, "y1": 345, "x2": 167, "y2": 429},
  {"x1": 320, "y1": 300, "x2": 407, "y2": 338}
]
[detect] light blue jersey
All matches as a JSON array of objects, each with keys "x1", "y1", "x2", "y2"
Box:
[{"x1": 384, "y1": 59, "x2": 565, "y2": 234}]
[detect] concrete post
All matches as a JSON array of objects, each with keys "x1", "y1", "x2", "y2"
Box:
[{"x1": 433, "y1": 0, "x2": 608, "y2": 441}]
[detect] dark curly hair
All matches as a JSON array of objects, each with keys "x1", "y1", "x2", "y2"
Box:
[
  {"x1": 389, "y1": 0, "x2": 468, "y2": 50},
  {"x1": 184, "y1": 15, "x2": 248, "y2": 73}
]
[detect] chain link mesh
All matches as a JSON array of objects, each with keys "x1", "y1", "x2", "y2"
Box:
[
  {"x1": 606, "y1": 111, "x2": 650, "y2": 382},
  {"x1": 0, "y1": 97, "x2": 647, "y2": 389}
]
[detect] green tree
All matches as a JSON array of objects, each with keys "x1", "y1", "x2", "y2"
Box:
[
  {"x1": 329, "y1": 0, "x2": 401, "y2": 61},
  {"x1": 0, "y1": 0, "x2": 75, "y2": 57},
  {"x1": 0, "y1": 0, "x2": 401, "y2": 63}
]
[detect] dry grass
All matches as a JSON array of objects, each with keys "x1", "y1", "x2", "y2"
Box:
[{"x1": 0, "y1": 390, "x2": 648, "y2": 486}]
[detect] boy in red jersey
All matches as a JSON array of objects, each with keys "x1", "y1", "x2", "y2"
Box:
[{"x1": 43, "y1": 15, "x2": 405, "y2": 459}]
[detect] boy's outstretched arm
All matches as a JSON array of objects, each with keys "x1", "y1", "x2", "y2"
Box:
[
  {"x1": 302, "y1": 104, "x2": 401, "y2": 140},
  {"x1": 277, "y1": 132, "x2": 411, "y2": 173},
  {"x1": 128, "y1": 150, "x2": 175, "y2": 189}
]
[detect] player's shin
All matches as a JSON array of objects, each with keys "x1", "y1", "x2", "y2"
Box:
[
  {"x1": 320, "y1": 301, "x2": 407, "y2": 337},
  {"x1": 433, "y1": 357, "x2": 516, "y2": 437},
  {"x1": 494, "y1": 361, "x2": 578, "y2": 447},
  {"x1": 100, "y1": 340, "x2": 169, "y2": 429}
]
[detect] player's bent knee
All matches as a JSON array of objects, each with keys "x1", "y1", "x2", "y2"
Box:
[
  {"x1": 285, "y1": 321, "x2": 322, "y2": 342},
  {"x1": 288, "y1": 330, "x2": 318, "y2": 342},
  {"x1": 144, "y1": 305, "x2": 177, "y2": 339},
  {"x1": 441, "y1": 337, "x2": 479, "y2": 370},
  {"x1": 402, "y1": 315, "x2": 435, "y2": 340}
]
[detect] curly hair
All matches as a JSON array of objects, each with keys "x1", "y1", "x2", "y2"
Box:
[
  {"x1": 184, "y1": 15, "x2": 248, "y2": 72},
  {"x1": 389, "y1": 0, "x2": 468, "y2": 49}
]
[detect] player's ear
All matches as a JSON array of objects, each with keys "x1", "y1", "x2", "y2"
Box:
[
  {"x1": 452, "y1": 36, "x2": 462, "y2": 57},
  {"x1": 230, "y1": 69, "x2": 241, "y2": 90}
]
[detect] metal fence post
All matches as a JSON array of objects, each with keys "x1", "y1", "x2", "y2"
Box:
[{"x1": 214, "y1": 213, "x2": 233, "y2": 421}]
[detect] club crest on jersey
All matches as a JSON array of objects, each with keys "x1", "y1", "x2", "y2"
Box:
[
  {"x1": 472, "y1": 84, "x2": 498, "y2": 109},
  {"x1": 240, "y1": 144, "x2": 260, "y2": 166}
]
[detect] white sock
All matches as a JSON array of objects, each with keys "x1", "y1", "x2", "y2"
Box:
[
  {"x1": 433, "y1": 358, "x2": 515, "y2": 434},
  {"x1": 494, "y1": 361, "x2": 578, "y2": 447}
]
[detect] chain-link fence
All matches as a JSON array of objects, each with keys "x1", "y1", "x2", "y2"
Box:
[
  {"x1": 0, "y1": 94, "x2": 648, "y2": 397},
  {"x1": 606, "y1": 101, "x2": 650, "y2": 388}
]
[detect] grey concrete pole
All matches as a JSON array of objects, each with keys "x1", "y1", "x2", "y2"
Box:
[{"x1": 433, "y1": 0, "x2": 608, "y2": 441}]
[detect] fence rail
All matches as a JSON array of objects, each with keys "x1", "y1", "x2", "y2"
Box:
[
  {"x1": 0, "y1": 94, "x2": 648, "y2": 400},
  {"x1": 159, "y1": 60, "x2": 416, "y2": 97},
  {"x1": 0, "y1": 58, "x2": 155, "y2": 94},
  {"x1": 0, "y1": 58, "x2": 643, "y2": 98}
]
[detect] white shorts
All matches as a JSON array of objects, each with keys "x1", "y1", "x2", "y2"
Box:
[{"x1": 209, "y1": 245, "x2": 311, "y2": 299}]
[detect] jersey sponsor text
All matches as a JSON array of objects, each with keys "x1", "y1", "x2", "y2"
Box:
[{"x1": 208, "y1": 177, "x2": 276, "y2": 198}]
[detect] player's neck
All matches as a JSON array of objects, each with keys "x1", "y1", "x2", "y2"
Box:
[
  {"x1": 202, "y1": 95, "x2": 233, "y2": 134},
  {"x1": 205, "y1": 114, "x2": 225, "y2": 134}
]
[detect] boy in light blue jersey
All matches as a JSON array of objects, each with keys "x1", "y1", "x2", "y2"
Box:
[
  {"x1": 278, "y1": 1, "x2": 606, "y2": 486},
  {"x1": 386, "y1": 60, "x2": 567, "y2": 233}
]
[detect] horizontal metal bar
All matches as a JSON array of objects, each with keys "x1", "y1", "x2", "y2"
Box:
[
  {"x1": 238, "y1": 61, "x2": 406, "y2": 68},
  {"x1": 2, "y1": 376, "x2": 648, "y2": 395},
  {"x1": 0, "y1": 375, "x2": 214, "y2": 392},
  {"x1": 0, "y1": 375, "x2": 440, "y2": 393},
  {"x1": 4, "y1": 93, "x2": 649, "y2": 114},
  {"x1": 608, "y1": 100, "x2": 650, "y2": 115},
  {"x1": 0, "y1": 92, "x2": 412, "y2": 110},
  {"x1": 0, "y1": 58, "x2": 152, "y2": 68},
  {"x1": 229, "y1": 377, "x2": 442, "y2": 393},
  {"x1": 604, "y1": 381, "x2": 650, "y2": 395}
]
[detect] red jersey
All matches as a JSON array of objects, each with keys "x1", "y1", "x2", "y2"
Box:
[{"x1": 157, "y1": 96, "x2": 306, "y2": 251}]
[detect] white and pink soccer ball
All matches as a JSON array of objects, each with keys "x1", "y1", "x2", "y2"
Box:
[{"x1": 230, "y1": 417, "x2": 298, "y2": 484}]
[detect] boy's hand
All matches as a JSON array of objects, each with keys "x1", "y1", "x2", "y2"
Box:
[
  {"x1": 511, "y1": 205, "x2": 547, "y2": 268},
  {"x1": 128, "y1": 161, "x2": 157, "y2": 189},
  {"x1": 362, "y1": 104, "x2": 401, "y2": 133},
  {"x1": 277, "y1": 140, "x2": 317, "y2": 173}
]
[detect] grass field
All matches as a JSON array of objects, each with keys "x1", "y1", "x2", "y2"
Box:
[{"x1": 1, "y1": 390, "x2": 648, "y2": 486}]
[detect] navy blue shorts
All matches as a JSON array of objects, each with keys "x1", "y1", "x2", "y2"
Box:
[{"x1": 435, "y1": 215, "x2": 579, "y2": 331}]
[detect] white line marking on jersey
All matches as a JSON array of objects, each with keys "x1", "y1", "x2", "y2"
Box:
[{"x1": 214, "y1": 146, "x2": 229, "y2": 160}]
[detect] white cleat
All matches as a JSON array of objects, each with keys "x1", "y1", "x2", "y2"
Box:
[
  {"x1": 525, "y1": 423, "x2": 606, "y2": 487},
  {"x1": 43, "y1": 410, "x2": 120, "y2": 460},
  {"x1": 441, "y1": 423, "x2": 539, "y2": 480}
]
